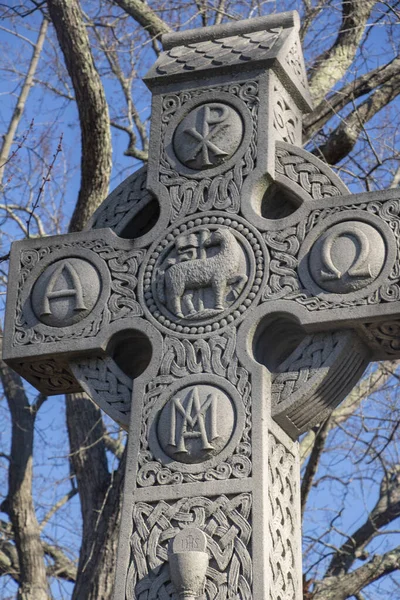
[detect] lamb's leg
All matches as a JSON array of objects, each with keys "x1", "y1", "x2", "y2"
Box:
[
  {"x1": 229, "y1": 273, "x2": 248, "y2": 298},
  {"x1": 183, "y1": 290, "x2": 197, "y2": 316},
  {"x1": 170, "y1": 294, "x2": 184, "y2": 318},
  {"x1": 213, "y1": 280, "x2": 226, "y2": 312},
  {"x1": 166, "y1": 274, "x2": 185, "y2": 318}
]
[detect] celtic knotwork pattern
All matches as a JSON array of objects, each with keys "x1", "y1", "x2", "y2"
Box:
[
  {"x1": 272, "y1": 86, "x2": 299, "y2": 145},
  {"x1": 71, "y1": 356, "x2": 132, "y2": 420},
  {"x1": 271, "y1": 333, "x2": 340, "y2": 405},
  {"x1": 137, "y1": 328, "x2": 252, "y2": 486},
  {"x1": 275, "y1": 147, "x2": 345, "y2": 201},
  {"x1": 125, "y1": 494, "x2": 252, "y2": 600},
  {"x1": 13, "y1": 240, "x2": 144, "y2": 347},
  {"x1": 269, "y1": 434, "x2": 298, "y2": 600},
  {"x1": 263, "y1": 197, "x2": 400, "y2": 312},
  {"x1": 263, "y1": 225, "x2": 303, "y2": 301},
  {"x1": 284, "y1": 39, "x2": 308, "y2": 91},
  {"x1": 89, "y1": 167, "x2": 153, "y2": 236},
  {"x1": 18, "y1": 359, "x2": 78, "y2": 395},
  {"x1": 361, "y1": 320, "x2": 400, "y2": 356},
  {"x1": 160, "y1": 81, "x2": 258, "y2": 221}
]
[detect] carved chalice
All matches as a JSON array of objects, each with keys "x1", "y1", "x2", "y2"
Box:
[{"x1": 169, "y1": 528, "x2": 209, "y2": 600}]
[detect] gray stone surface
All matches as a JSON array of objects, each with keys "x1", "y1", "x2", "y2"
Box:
[{"x1": 3, "y1": 10, "x2": 400, "y2": 600}]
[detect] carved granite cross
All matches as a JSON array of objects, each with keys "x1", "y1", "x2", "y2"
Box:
[{"x1": 4, "y1": 11, "x2": 400, "y2": 600}]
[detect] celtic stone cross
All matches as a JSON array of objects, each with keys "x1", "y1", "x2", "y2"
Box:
[{"x1": 4, "y1": 11, "x2": 400, "y2": 600}]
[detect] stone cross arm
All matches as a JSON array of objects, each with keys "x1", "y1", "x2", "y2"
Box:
[
  {"x1": 4, "y1": 157, "x2": 400, "y2": 435},
  {"x1": 3, "y1": 11, "x2": 400, "y2": 600}
]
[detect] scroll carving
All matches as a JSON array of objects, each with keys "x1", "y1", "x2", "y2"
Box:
[
  {"x1": 272, "y1": 83, "x2": 300, "y2": 145},
  {"x1": 17, "y1": 359, "x2": 79, "y2": 395},
  {"x1": 360, "y1": 320, "x2": 400, "y2": 356}
]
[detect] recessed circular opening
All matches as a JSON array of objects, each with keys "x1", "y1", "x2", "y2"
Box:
[
  {"x1": 253, "y1": 314, "x2": 307, "y2": 372},
  {"x1": 108, "y1": 330, "x2": 152, "y2": 379},
  {"x1": 119, "y1": 198, "x2": 160, "y2": 240},
  {"x1": 261, "y1": 182, "x2": 300, "y2": 220}
]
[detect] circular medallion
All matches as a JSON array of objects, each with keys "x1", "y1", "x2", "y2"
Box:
[
  {"x1": 173, "y1": 102, "x2": 243, "y2": 170},
  {"x1": 31, "y1": 258, "x2": 101, "y2": 327},
  {"x1": 139, "y1": 213, "x2": 267, "y2": 336},
  {"x1": 309, "y1": 221, "x2": 385, "y2": 294},
  {"x1": 158, "y1": 384, "x2": 235, "y2": 464},
  {"x1": 147, "y1": 374, "x2": 246, "y2": 474},
  {"x1": 163, "y1": 91, "x2": 253, "y2": 179},
  {"x1": 298, "y1": 211, "x2": 396, "y2": 302}
]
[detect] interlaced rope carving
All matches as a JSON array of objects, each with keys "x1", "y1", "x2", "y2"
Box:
[
  {"x1": 89, "y1": 167, "x2": 153, "y2": 236},
  {"x1": 271, "y1": 333, "x2": 339, "y2": 404},
  {"x1": 125, "y1": 494, "x2": 252, "y2": 600},
  {"x1": 268, "y1": 434, "x2": 298, "y2": 600},
  {"x1": 275, "y1": 145, "x2": 346, "y2": 200},
  {"x1": 71, "y1": 356, "x2": 132, "y2": 425}
]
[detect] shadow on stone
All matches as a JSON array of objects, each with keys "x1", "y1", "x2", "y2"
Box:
[
  {"x1": 253, "y1": 313, "x2": 307, "y2": 371},
  {"x1": 119, "y1": 197, "x2": 160, "y2": 239},
  {"x1": 261, "y1": 182, "x2": 300, "y2": 220},
  {"x1": 108, "y1": 329, "x2": 152, "y2": 379}
]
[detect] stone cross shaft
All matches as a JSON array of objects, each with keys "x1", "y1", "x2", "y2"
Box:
[{"x1": 4, "y1": 11, "x2": 400, "y2": 600}]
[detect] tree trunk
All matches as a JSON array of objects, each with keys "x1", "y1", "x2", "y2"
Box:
[{"x1": 0, "y1": 336, "x2": 49, "y2": 600}]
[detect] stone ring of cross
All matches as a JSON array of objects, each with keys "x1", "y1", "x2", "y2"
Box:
[{"x1": 4, "y1": 11, "x2": 400, "y2": 600}]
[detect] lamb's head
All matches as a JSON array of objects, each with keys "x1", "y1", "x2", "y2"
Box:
[{"x1": 203, "y1": 228, "x2": 229, "y2": 248}]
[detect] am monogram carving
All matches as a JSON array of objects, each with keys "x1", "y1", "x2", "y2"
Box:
[
  {"x1": 158, "y1": 385, "x2": 230, "y2": 461},
  {"x1": 4, "y1": 11, "x2": 400, "y2": 600}
]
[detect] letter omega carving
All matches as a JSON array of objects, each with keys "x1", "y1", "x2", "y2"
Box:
[
  {"x1": 306, "y1": 218, "x2": 387, "y2": 295},
  {"x1": 320, "y1": 226, "x2": 372, "y2": 281}
]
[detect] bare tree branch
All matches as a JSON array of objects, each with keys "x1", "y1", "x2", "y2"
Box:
[
  {"x1": 301, "y1": 418, "x2": 331, "y2": 518},
  {"x1": 313, "y1": 72, "x2": 400, "y2": 164},
  {"x1": 111, "y1": 0, "x2": 171, "y2": 39},
  {"x1": 304, "y1": 55, "x2": 400, "y2": 142},
  {"x1": 46, "y1": 0, "x2": 112, "y2": 233},
  {"x1": 308, "y1": 0, "x2": 377, "y2": 105},
  {"x1": 0, "y1": 333, "x2": 49, "y2": 600},
  {"x1": 326, "y1": 466, "x2": 400, "y2": 577},
  {"x1": 0, "y1": 18, "x2": 48, "y2": 187},
  {"x1": 313, "y1": 545, "x2": 400, "y2": 600}
]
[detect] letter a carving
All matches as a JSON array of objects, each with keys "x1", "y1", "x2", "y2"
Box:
[{"x1": 40, "y1": 260, "x2": 87, "y2": 317}]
